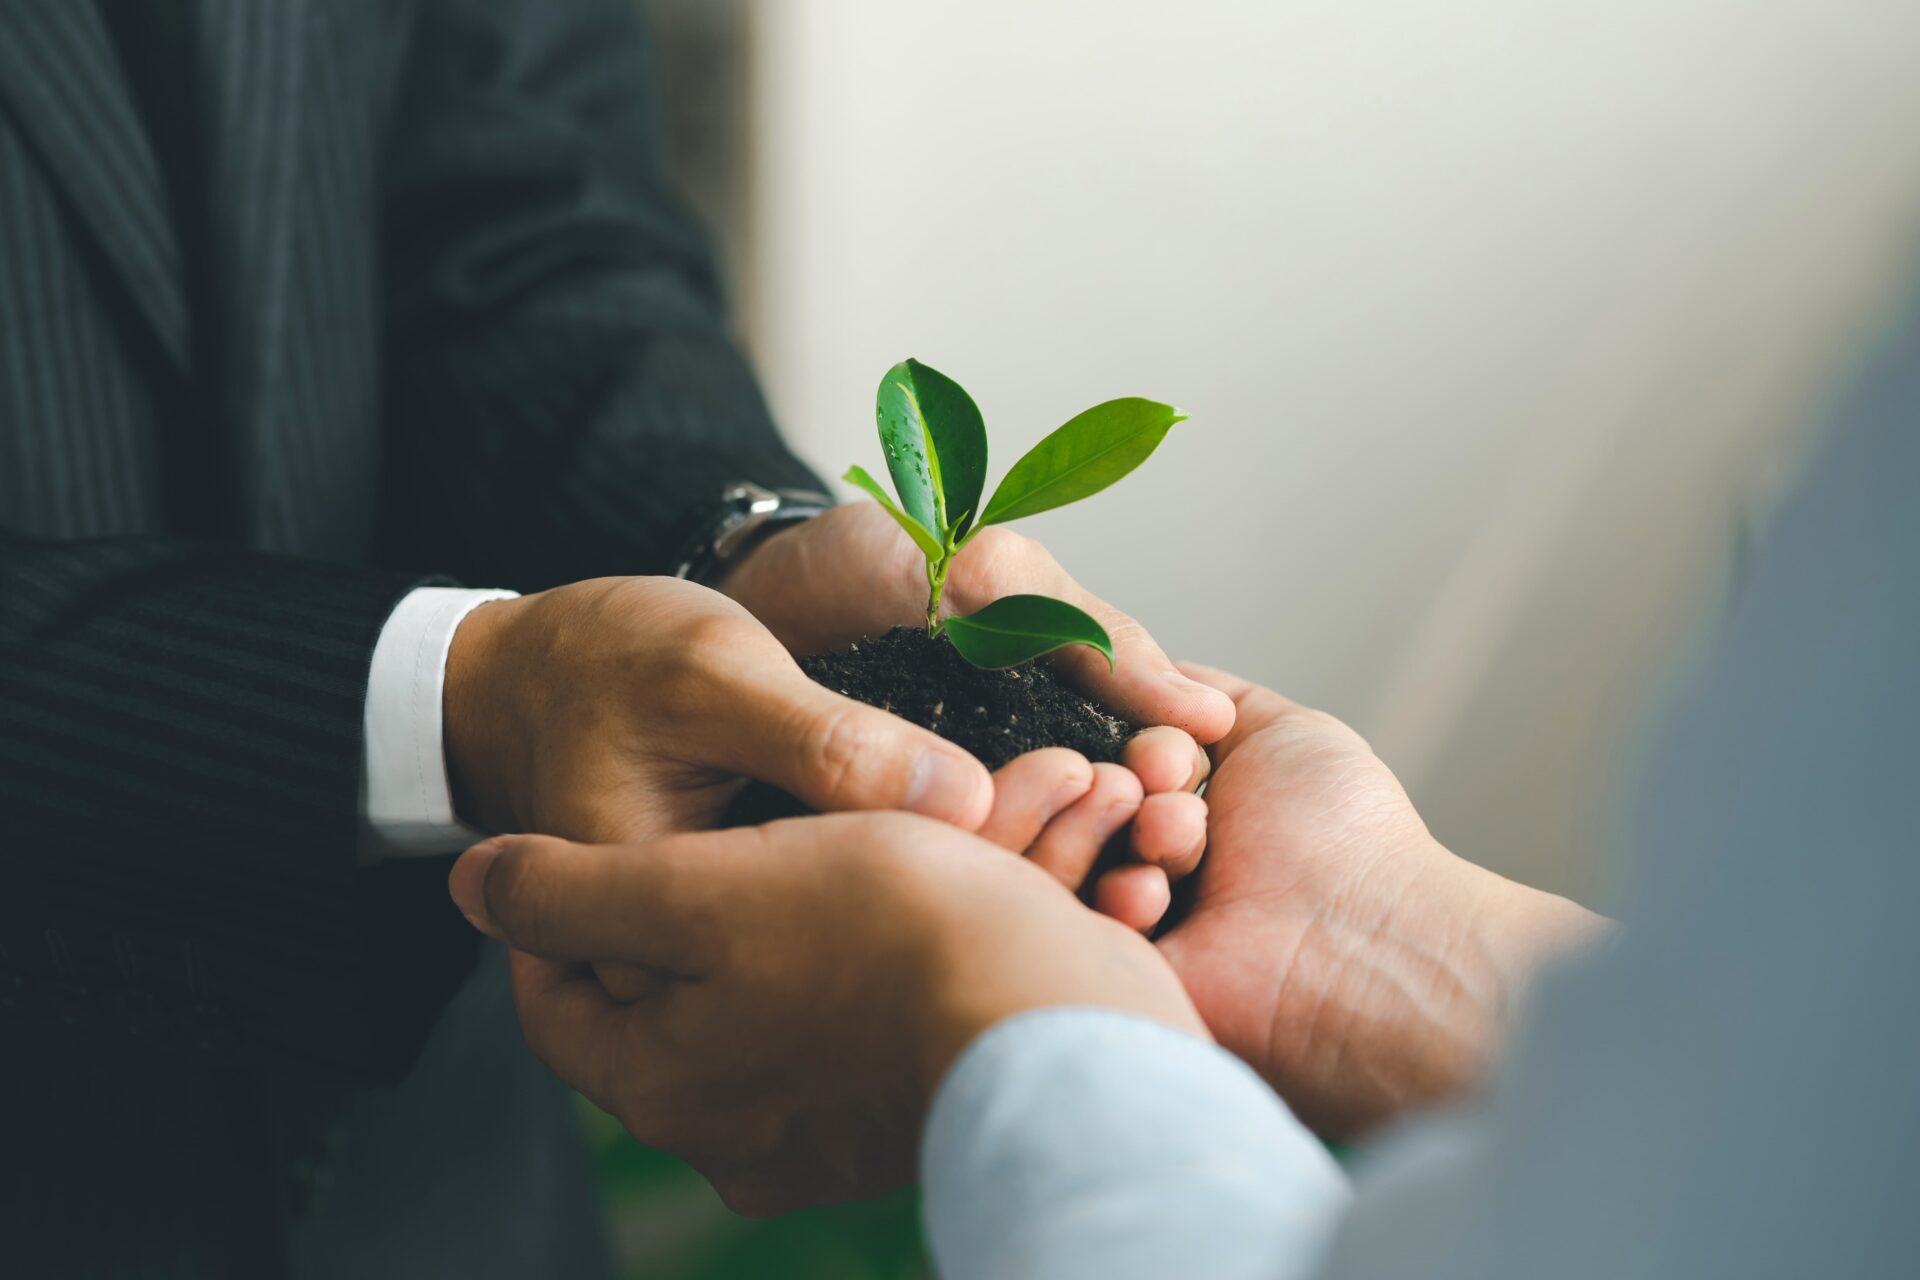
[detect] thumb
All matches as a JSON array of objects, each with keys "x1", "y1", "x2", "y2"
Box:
[
  {"x1": 449, "y1": 832, "x2": 733, "y2": 974},
  {"x1": 710, "y1": 671, "x2": 994, "y2": 829}
]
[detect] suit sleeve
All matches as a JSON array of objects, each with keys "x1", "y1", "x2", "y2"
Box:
[
  {"x1": 0, "y1": 530, "x2": 479, "y2": 1079},
  {"x1": 380, "y1": 0, "x2": 825, "y2": 592}
]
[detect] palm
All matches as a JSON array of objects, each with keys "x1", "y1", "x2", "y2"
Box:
[{"x1": 1158, "y1": 668, "x2": 1473, "y2": 1138}]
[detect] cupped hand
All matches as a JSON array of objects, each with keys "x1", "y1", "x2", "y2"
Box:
[
  {"x1": 442, "y1": 575, "x2": 997, "y2": 842},
  {"x1": 716, "y1": 503, "x2": 1236, "y2": 744},
  {"x1": 1156, "y1": 664, "x2": 1609, "y2": 1139},
  {"x1": 981, "y1": 738, "x2": 1208, "y2": 933},
  {"x1": 717, "y1": 503, "x2": 1222, "y2": 920},
  {"x1": 448, "y1": 813, "x2": 1205, "y2": 1216}
]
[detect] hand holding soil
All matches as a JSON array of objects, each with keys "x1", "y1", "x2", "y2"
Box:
[
  {"x1": 441, "y1": 574, "x2": 998, "y2": 843},
  {"x1": 719, "y1": 502, "x2": 1235, "y2": 743},
  {"x1": 720, "y1": 505, "x2": 1218, "y2": 930},
  {"x1": 718, "y1": 358, "x2": 1232, "y2": 930}
]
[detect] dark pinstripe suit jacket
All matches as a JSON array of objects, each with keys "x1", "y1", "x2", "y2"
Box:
[{"x1": 0, "y1": 0, "x2": 818, "y2": 1273}]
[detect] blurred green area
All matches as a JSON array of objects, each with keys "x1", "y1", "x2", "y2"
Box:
[{"x1": 577, "y1": 1096, "x2": 931, "y2": 1279}]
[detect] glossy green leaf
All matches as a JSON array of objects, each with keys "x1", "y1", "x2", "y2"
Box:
[
  {"x1": 907, "y1": 358, "x2": 988, "y2": 538},
  {"x1": 942, "y1": 594, "x2": 1115, "y2": 670},
  {"x1": 874, "y1": 361, "x2": 941, "y2": 535},
  {"x1": 978, "y1": 398, "x2": 1187, "y2": 527},
  {"x1": 842, "y1": 465, "x2": 944, "y2": 562}
]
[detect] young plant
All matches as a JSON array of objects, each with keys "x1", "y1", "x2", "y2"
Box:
[{"x1": 843, "y1": 358, "x2": 1189, "y2": 670}]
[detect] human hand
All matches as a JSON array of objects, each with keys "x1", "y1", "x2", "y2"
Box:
[
  {"x1": 717, "y1": 504, "x2": 1234, "y2": 741},
  {"x1": 1157, "y1": 665, "x2": 1608, "y2": 1138},
  {"x1": 717, "y1": 503, "x2": 1224, "y2": 914},
  {"x1": 442, "y1": 575, "x2": 997, "y2": 842},
  {"x1": 447, "y1": 813, "x2": 1205, "y2": 1215},
  {"x1": 984, "y1": 737, "x2": 1209, "y2": 932},
  {"x1": 444, "y1": 573, "x2": 1201, "y2": 933}
]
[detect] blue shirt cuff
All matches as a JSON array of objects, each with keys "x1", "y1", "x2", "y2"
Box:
[{"x1": 921, "y1": 1007, "x2": 1351, "y2": 1280}]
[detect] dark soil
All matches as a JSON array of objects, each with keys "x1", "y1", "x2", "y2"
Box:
[
  {"x1": 727, "y1": 626, "x2": 1136, "y2": 824},
  {"x1": 805, "y1": 626, "x2": 1134, "y2": 769}
]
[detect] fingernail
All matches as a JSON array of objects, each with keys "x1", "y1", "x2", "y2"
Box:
[
  {"x1": 1186, "y1": 744, "x2": 1211, "y2": 792},
  {"x1": 449, "y1": 838, "x2": 507, "y2": 941},
  {"x1": 904, "y1": 749, "x2": 988, "y2": 823}
]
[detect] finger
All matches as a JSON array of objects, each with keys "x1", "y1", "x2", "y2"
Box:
[
  {"x1": 977, "y1": 748, "x2": 1096, "y2": 851},
  {"x1": 1052, "y1": 606, "x2": 1235, "y2": 744},
  {"x1": 1175, "y1": 660, "x2": 1317, "y2": 761},
  {"x1": 1092, "y1": 863, "x2": 1173, "y2": 933},
  {"x1": 951, "y1": 532, "x2": 1235, "y2": 742},
  {"x1": 1129, "y1": 790, "x2": 1208, "y2": 879},
  {"x1": 451, "y1": 832, "x2": 743, "y2": 972},
  {"x1": 506, "y1": 951, "x2": 638, "y2": 1112},
  {"x1": 1123, "y1": 725, "x2": 1210, "y2": 795},
  {"x1": 1025, "y1": 762, "x2": 1142, "y2": 890},
  {"x1": 708, "y1": 667, "x2": 993, "y2": 830}
]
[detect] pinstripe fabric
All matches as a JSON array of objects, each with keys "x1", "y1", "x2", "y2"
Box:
[
  {"x1": 0, "y1": 0, "x2": 189, "y2": 371},
  {"x1": 0, "y1": 116, "x2": 176, "y2": 534},
  {"x1": 0, "y1": 0, "x2": 812, "y2": 1273}
]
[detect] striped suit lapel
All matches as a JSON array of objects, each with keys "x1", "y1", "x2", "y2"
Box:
[
  {"x1": 0, "y1": 0, "x2": 190, "y2": 373},
  {"x1": 195, "y1": 0, "x2": 311, "y2": 547}
]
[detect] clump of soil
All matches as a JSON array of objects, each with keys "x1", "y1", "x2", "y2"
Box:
[
  {"x1": 805, "y1": 626, "x2": 1133, "y2": 770},
  {"x1": 727, "y1": 626, "x2": 1136, "y2": 823}
]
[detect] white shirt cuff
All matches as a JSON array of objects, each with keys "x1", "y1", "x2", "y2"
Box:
[{"x1": 360, "y1": 586, "x2": 519, "y2": 858}]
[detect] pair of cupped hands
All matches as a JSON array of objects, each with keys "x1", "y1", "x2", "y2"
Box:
[{"x1": 442, "y1": 504, "x2": 1599, "y2": 1215}]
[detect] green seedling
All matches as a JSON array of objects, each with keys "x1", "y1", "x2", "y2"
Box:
[{"x1": 843, "y1": 357, "x2": 1189, "y2": 670}]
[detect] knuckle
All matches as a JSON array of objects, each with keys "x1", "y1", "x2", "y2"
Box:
[
  {"x1": 1102, "y1": 610, "x2": 1149, "y2": 650},
  {"x1": 953, "y1": 526, "x2": 1044, "y2": 593},
  {"x1": 798, "y1": 706, "x2": 880, "y2": 804},
  {"x1": 659, "y1": 612, "x2": 770, "y2": 709},
  {"x1": 681, "y1": 610, "x2": 768, "y2": 665}
]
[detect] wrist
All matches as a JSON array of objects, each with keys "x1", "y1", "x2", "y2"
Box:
[
  {"x1": 909, "y1": 912, "x2": 1207, "y2": 1106},
  {"x1": 1474, "y1": 870, "x2": 1613, "y2": 1000},
  {"x1": 710, "y1": 517, "x2": 802, "y2": 606},
  {"x1": 443, "y1": 594, "x2": 534, "y2": 834},
  {"x1": 674, "y1": 482, "x2": 831, "y2": 587},
  {"x1": 1263, "y1": 841, "x2": 1588, "y2": 1134},
  {"x1": 1388, "y1": 852, "x2": 1608, "y2": 1097}
]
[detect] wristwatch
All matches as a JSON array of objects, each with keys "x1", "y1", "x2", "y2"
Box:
[{"x1": 670, "y1": 481, "x2": 834, "y2": 584}]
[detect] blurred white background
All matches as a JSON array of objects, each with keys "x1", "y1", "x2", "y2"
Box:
[{"x1": 659, "y1": 0, "x2": 1920, "y2": 899}]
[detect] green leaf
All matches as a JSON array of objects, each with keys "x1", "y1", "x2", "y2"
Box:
[
  {"x1": 908, "y1": 358, "x2": 988, "y2": 538},
  {"x1": 978, "y1": 398, "x2": 1187, "y2": 527},
  {"x1": 842, "y1": 465, "x2": 944, "y2": 562},
  {"x1": 875, "y1": 361, "x2": 941, "y2": 535},
  {"x1": 876, "y1": 358, "x2": 989, "y2": 540},
  {"x1": 942, "y1": 594, "x2": 1115, "y2": 670}
]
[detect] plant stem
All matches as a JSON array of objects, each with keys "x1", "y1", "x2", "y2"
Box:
[{"x1": 926, "y1": 553, "x2": 950, "y2": 634}]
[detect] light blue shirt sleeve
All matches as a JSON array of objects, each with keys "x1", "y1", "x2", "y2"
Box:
[{"x1": 921, "y1": 1007, "x2": 1350, "y2": 1280}]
